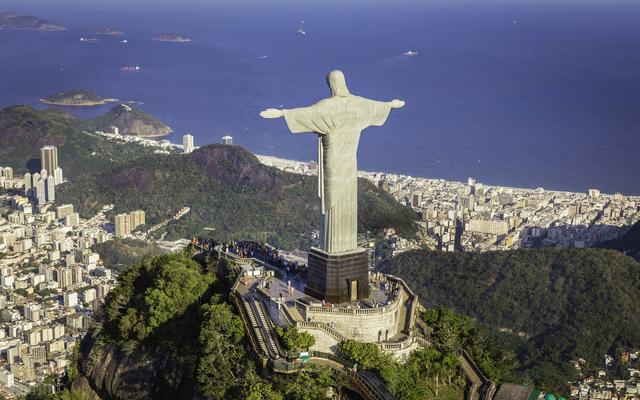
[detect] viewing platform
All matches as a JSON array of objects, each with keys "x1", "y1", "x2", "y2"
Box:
[
  {"x1": 218, "y1": 240, "x2": 421, "y2": 359},
  {"x1": 193, "y1": 238, "x2": 518, "y2": 400}
]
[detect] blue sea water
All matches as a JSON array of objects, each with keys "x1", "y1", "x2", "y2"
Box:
[{"x1": 1, "y1": 1, "x2": 639, "y2": 195}]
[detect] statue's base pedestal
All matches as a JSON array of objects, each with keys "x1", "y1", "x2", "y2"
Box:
[{"x1": 305, "y1": 247, "x2": 370, "y2": 304}]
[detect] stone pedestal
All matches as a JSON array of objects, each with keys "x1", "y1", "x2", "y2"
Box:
[{"x1": 305, "y1": 247, "x2": 370, "y2": 303}]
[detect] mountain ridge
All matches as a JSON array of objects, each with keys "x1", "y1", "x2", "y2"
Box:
[{"x1": 0, "y1": 105, "x2": 417, "y2": 250}]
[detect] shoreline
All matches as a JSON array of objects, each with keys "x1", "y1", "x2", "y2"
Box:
[
  {"x1": 255, "y1": 154, "x2": 640, "y2": 198},
  {"x1": 40, "y1": 98, "x2": 119, "y2": 107},
  {"x1": 93, "y1": 131, "x2": 640, "y2": 198}
]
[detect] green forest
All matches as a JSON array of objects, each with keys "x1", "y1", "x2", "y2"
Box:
[
  {"x1": 58, "y1": 251, "x2": 468, "y2": 400},
  {"x1": 385, "y1": 247, "x2": 640, "y2": 392},
  {"x1": 61, "y1": 251, "x2": 511, "y2": 400}
]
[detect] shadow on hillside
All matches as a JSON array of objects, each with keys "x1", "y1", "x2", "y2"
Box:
[
  {"x1": 513, "y1": 223, "x2": 631, "y2": 250},
  {"x1": 26, "y1": 158, "x2": 41, "y2": 173}
]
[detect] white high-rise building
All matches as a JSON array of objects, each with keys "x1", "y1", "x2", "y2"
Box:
[
  {"x1": 111, "y1": 126, "x2": 119, "y2": 135},
  {"x1": 54, "y1": 167, "x2": 63, "y2": 185},
  {"x1": 56, "y1": 204, "x2": 74, "y2": 219},
  {"x1": 24, "y1": 173, "x2": 32, "y2": 191},
  {"x1": 183, "y1": 133, "x2": 194, "y2": 154},
  {"x1": 32, "y1": 172, "x2": 40, "y2": 187},
  {"x1": 129, "y1": 210, "x2": 146, "y2": 229},
  {"x1": 114, "y1": 213, "x2": 131, "y2": 238},
  {"x1": 221, "y1": 135, "x2": 233, "y2": 145},
  {"x1": 35, "y1": 179, "x2": 46, "y2": 205},
  {"x1": 40, "y1": 146, "x2": 58, "y2": 178},
  {"x1": 45, "y1": 176, "x2": 55, "y2": 202},
  {"x1": 65, "y1": 213, "x2": 80, "y2": 227},
  {"x1": 63, "y1": 292, "x2": 78, "y2": 308},
  {"x1": 2, "y1": 167, "x2": 13, "y2": 180}
]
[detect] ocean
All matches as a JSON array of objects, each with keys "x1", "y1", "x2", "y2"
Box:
[{"x1": 1, "y1": 0, "x2": 639, "y2": 195}]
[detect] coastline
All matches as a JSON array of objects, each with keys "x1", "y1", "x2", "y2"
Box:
[
  {"x1": 90, "y1": 131, "x2": 640, "y2": 198},
  {"x1": 40, "y1": 98, "x2": 119, "y2": 107},
  {"x1": 255, "y1": 154, "x2": 639, "y2": 198}
]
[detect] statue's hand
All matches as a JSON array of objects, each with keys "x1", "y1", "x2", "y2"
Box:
[
  {"x1": 390, "y1": 99, "x2": 405, "y2": 109},
  {"x1": 260, "y1": 108, "x2": 284, "y2": 119}
]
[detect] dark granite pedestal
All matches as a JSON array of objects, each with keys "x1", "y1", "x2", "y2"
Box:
[{"x1": 305, "y1": 247, "x2": 370, "y2": 304}]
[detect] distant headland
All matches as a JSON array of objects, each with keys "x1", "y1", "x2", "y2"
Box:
[
  {"x1": 40, "y1": 90, "x2": 118, "y2": 107},
  {"x1": 0, "y1": 11, "x2": 65, "y2": 31},
  {"x1": 92, "y1": 27, "x2": 124, "y2": 35},
  {"x1": 151, "y1": 33, "x2": 191, "y2": 43},
  {"x1": 89, "y1": 104, "x2": 172, "y2": 137}
]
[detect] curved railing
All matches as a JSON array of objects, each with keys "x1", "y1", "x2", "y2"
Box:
[
  {"x1": 307, "y1": 289, "x2": 403, "y2": 316},
  {"x1": 297, "y1": 321, "x2": 349, "y2": 342}
]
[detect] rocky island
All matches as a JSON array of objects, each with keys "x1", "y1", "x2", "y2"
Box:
[
  {"x1": 0, "y1": 11, "x2": 65, "y2": 31},
  {"x1": 92, "y1": 27, "x2": 124, "y2": 35},
  {"x1": 40, "y1": 90, "x2": 116, "y2": 107},
  {"x1": 89, "y1": 103, "x2": 172, "y2": 137},
  {"x1": 152, "y1": 33, "x2": 191, "y2": 43}
]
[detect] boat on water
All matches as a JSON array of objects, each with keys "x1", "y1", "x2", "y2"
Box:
[
  {"x1": 120, "y1": 65, "x2": 141, "y2": 72},
  {"x1": 403, "y1": 50, "x2": 418, "y2": 56},
  {"x1": 120, "y1": 39, "x2": 128, "y2": 44},
  {"x1": 258, "y1": 55, "x2": 268, "y2": 60},
  {"x1": 80, "y1": 37, "x2": 100, "y2": 43},
  {"x1": 297, "y1": 21, "x2": 306, "y2": 35}
]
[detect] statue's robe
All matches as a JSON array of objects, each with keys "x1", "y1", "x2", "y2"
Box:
[{"x1": 283, "y1": 95, "x2": 391, "y2": 253}]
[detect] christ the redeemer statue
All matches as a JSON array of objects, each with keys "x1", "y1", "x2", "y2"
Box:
[{"x1": 261, "y1": 70, "x2": 405, "y2": 254}]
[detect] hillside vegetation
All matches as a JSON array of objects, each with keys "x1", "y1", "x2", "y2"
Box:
[
  {"x1": 386, "y1": 248, "x2": 640, "y2": 391},
  {"x1": 73, "y1": 251, "x2": 483, "y2": 400},
  {"x1": 92, "y1": 239, "x2": 166, "y2": 272},
  {"x1": 71, "y1": 251, "x2": 350, "y2": 400},
  {"x1": 56, "y1": 144, "x2": 417, "y2": 249},
  {"x1": 0, "y1": 105, "x2": 153, "y2": 176},
  {"x1": 0, "y1": 105, "x2": 417, "y2": 250}
]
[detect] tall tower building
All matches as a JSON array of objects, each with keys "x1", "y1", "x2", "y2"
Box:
[
  {"x1": 129, "y1": 210, "x2": 146, "y2": 229},
  {"x1": 32, "y1": 172, "x2": 40, "y2": 187},
  {"x1": 221, "y1": 135, "x2": 233, "y2": 145},
  {"x1": 40, "y1": 146, "x2": 59, "y2": 178},
  {"x1": 183, "y1": 134, "x2": 194, "y2": 154},
  {"x1": 24, "y1": 173, "x2": 32, "y2": 191},
  {"x1": 114, "y1": 213, "x2": 131, "y2": 238},
  {"x1": 45, "y1": 176, "x2": 55, "y2": 202},
  {"x1": 35, "y1": 180, "x2": 46, "y2": 205}
]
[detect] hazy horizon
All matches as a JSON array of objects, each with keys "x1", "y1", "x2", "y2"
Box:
[{"x1": 1, "y1": 0, "x2": 639, "y2": 194}]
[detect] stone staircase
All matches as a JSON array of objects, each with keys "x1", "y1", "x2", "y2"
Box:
[
  {"x1": 458, "y1": 350, "x2": 497, "y2": 400},
  {"x1": 286, "y1": 305, "x2": 304, "y2": 322}
]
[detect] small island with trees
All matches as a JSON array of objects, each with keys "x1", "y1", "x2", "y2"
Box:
[
  {"x1": 40, "y1": 90, "x2": 117, "y2": 107},
  {"x1": 152, "y1": 33, "x2": 191, "y2": 43},
  {"x1": 92, "y1": 27, "x2": 124, "y2": 35},
  {"x1": 0, "y1": 11, "x2": 65, "y2": 31}
]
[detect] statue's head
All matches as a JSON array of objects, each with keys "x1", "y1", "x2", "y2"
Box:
[{"x1": 327, "y1": 70, "x2": 350, "y2": 97}]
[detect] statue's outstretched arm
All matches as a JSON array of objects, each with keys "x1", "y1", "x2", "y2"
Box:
[
  {"x1": 389, "y1": 99, "x2": 405, "y2": 109},
  {"x1": 259, "y1": 108, "x2": 284, "y2": 119}
]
